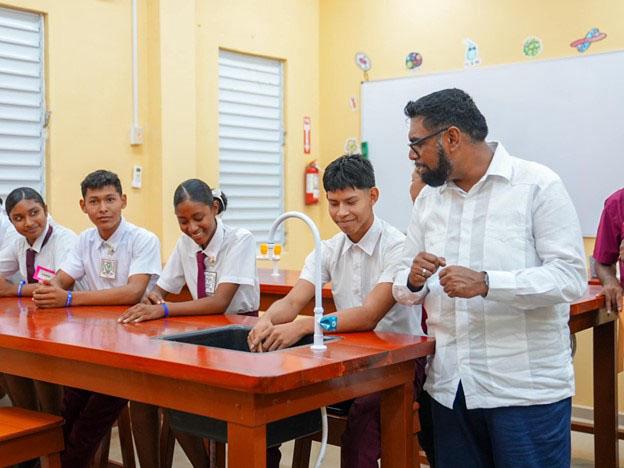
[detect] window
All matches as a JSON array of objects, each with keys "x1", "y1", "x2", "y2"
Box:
[
  {"x1": 218, "y1": 50, "x2": 284, "y2": 243},
  {"x1": 0, "y1": 6, "x2": 45, "y2": 202}
]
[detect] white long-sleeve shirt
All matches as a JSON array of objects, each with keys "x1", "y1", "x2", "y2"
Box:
[{"x1": 393, "y1": 142, "x2": 586, "y2": 409}]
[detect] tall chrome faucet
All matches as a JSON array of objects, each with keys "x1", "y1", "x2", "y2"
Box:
[{"x1": 267, "y1": 211, "x2": 326, "y2": 351}]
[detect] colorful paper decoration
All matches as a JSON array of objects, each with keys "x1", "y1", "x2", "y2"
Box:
[
  {"x1": 523, "y1": 37, "x2": 543, "y2": 57},
  {"x1": 355, "y1": 52, "x2": 372, "y2": 71},
  {"x1": 405, "y1": 52, "x2": 423, "y2": 70},
  {"x1": 570, "y1": 28, "x2": 607, "y2": 53},
  {"x1": 344, "y1": 138, "x2": 360, "y2": 156},
  {"x1": 463, "y1": 39, "x2": 481, "y2": 67}
]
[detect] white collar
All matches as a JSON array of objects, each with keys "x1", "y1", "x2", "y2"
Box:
[
  {"x1": 29, "y1": 220, "x2": 51, "y2": 253},
  {"x1": 198, "y1": 218, "x2": 225, "y2": 263},
  {"x1": 98, "y1": 217, "x2": 127, "y2": 254},
  {"x1": 340, "y1": 216, "x2": 382, "y2": 257}
]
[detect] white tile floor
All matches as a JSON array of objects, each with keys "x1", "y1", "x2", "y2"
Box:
[{"x1": 1, "y1": 394, "x2": 620, "y2": 467}]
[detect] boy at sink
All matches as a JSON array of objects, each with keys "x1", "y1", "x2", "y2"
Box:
[
  {"x1": 118, "y1": 178, "x2": 262, "y2": 467},
  {"x1": 247, "y1": 154, "x2": 425, "y2": 468}
]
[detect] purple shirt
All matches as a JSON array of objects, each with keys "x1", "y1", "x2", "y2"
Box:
[{"x1": 593, "y1": 188, "x2": 624, "y2": 287}]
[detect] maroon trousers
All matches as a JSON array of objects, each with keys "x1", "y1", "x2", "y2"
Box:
[
  {"x1": 340, "y1": 355, "x2": 429, "y2": 468},
  {"x1": 60, "y1": 387, "x2": 128, "y2": 468}
]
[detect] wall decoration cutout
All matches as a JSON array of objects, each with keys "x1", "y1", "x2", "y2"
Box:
[
  {"x1": 523, "y1": 37, "x2": 543, "y2": 57},
  {"x1": 570, "y1": 28, "x2": 607, "y2": 53},
  {"x1": 463, "y1": 39, "x2": 480, "y2": 67},
  {"x1": 348, "y1": 96, "x2": 358, "y2": 111},
  {"x1": 344, "y1": 138, "x2": 360, "y2": 156},
  {"x1": 405, "y1": 52, "x2": 423, "y2": 71},
  {"x1": 355, "y1": 52, "x2": 372, "y2": 71}
]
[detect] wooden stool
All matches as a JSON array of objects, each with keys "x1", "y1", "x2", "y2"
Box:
[
  {"x1": 291, "y1": 402, "x2": 426, "y2": 468},
  {"x1": 0, "y1": 406, "x2": 64, "y2": 468}
]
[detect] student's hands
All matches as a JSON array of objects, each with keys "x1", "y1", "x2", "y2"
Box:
[
  {"x1": 619, "y1": 239, "x2": 624, "y2": 261},
  {"x1": 142, "y1": 290, "x2": 165, "y2": 305},
  {"x1": 118, "y1": 303, "x2": 165, "y2": 323},
  {"x1": 408, "y1": 252, "x2": 446, "y2": 289},
  {"x1": 599, "y1": 277, "x2": 623, "y2": 314},
  {"x1": 258, "y1": 322, "x2": 307, "y2": 352},
  {"x1": 32, "y1": 283, "x2": 70, "y2": 308},
  {"x1": 247, "y1": 316, "x2": 274, "y2": 352},
  {"x1": 439, "y1": 266, "x2": 488, "y2": 298}
]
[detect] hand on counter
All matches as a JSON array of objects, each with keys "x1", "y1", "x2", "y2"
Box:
[{"x1": 118, "y1": 303, "x2": 164, "y2": 323}]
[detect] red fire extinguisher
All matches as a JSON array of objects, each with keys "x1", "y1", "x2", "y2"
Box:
[{"x1": 304, "y1": 160, "x2": 320, "y2": 205}]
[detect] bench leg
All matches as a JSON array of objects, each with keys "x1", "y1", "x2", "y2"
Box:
[
  {"x1": 42, "y1": 452, "x2": 61, "y2": 468},
  {"x1": 292, "y1": 436, "x2": 313, "y2": 468}
]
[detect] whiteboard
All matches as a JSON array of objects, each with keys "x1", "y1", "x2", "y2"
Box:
[{"x1": 361, "y1": 51, "x2": 624, "y2": 236}]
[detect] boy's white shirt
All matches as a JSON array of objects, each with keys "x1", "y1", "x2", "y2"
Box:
[
  {"x1": 61, "y1": 217, "x2": 161, "y2": 292},
  {"x1": 300, "y1": 216, "x2": 424, "y2": 336}
]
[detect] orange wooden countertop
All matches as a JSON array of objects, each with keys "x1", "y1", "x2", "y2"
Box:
[{"x1": 0, "y1": 298, "x2": 433, "y2": 395}]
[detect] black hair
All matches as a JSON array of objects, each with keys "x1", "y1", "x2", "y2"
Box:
[
  {"x1": 322, "y1": 154, "x2": 375, "y2": 192},
  {"x1": 173, "y1": 179, "x2": 227, "y2": 213},
  {"x1": 80, "y1": 170, "x2": 123, "y2": 198},
  {"x1": 5, "y1": 187, "x2": 46, "y2": 216},
  {"x1": 404, "y1": 88, "x2": 488, "y2": 141}
]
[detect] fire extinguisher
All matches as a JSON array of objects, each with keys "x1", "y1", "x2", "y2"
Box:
[{"x1": 304, "y1": 160, "x2": 320, "y2": 205}]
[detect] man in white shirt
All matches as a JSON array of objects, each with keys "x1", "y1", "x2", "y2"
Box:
[
  {"x1": 393, "y1": 89, "x2": 587, "y2": 467},
  {"x1": 248, "y1": 154, "x2": 424, "y2": 468}
]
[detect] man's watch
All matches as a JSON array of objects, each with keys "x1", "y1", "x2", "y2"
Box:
[{"x1": 481, "y1": 271, "x2": 489, "y2": 298}]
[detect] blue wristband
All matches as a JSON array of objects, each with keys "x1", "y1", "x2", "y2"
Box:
[
  {"x1": 320, "y1": 315, "x2": 338, "y2": 332},
  {"x1": 162, "y1": 302, "x2": 169, "y2": 318},
  {"x1": 16, "y1": 280, "x2": 26, "y2": 298},
  {"x1": 65, "y1": 291, "x2": 72, "y2": 307}
]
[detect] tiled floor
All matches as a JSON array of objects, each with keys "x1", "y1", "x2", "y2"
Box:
[{"x1": 0, "y1": 394, "x2": 619, "y2": 467}]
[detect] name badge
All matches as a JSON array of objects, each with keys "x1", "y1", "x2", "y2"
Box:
[
  {"x1": 100, "y1": 258, "x2": 118, "y2": 279},
  {"x1": 33, "y1": 265, "x2": 55, "y2": 282},
  {"x1": 205, "y1": 271, "x2": 217, "y2": 295}
]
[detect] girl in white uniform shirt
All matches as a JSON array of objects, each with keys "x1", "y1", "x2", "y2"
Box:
[
  {"x1": 0, "y1": 187, "x2": 77, "y2": 415},
  {"x1": 118, "y1": 179, "x2": 259, "y2": 467},
  {"x1": 119, "y1": 178, "x2": 259, "y2": 323}
]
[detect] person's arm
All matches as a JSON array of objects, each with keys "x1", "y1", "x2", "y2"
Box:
[
  {"x1": 246, "y1": 279, "x2": 315, "y2": 352},
  {"x1": 0, "y1": 242, "x2": 20, "y2": 297},
  {"x1": 258, "y1": 281, "x2": 397, "y2": 352},
  {"x1": 595, "y1": 261, "x2": 622, "y2": 313},
  {"x1": 393, "y1": 198, "x2": 432, "y2": 305},
  {"x1": 118, "y1": 282, "x2": 240, "y2": 323},
  {"x1": 33, "y1": 271, "x2": 149, "y2": 308},
  {"x1": 483, "y1": 178, "x2": 587, "y2": 308}
]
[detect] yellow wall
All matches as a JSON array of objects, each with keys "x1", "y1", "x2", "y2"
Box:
[
  {"x1": 318, "y1": 0, "x2": 624, "y2": 409},
  {"x1": 146, "y1": 0, "x2": 321, "y2": 268},
  {"x1": 1, "y1": 0, "x2": 321, "y2": 269},
  {"x1": 1, "y1": 0, "x2": 153, "y2": 234}
]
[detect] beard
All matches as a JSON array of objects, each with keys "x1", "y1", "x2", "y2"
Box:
[{"x1": 420, "y1": 142, "x2": 452, "y2": 187}]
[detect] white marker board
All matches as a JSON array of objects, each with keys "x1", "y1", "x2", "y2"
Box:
[{"x1": 362, "y1": 51, "x2": 624, "y2": 235}]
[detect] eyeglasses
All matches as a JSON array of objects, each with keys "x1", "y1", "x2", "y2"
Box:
[{"x1": 408, "y1": 127, "x2": 449, "y2": 153}]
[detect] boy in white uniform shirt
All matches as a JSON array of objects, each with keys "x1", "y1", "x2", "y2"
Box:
[
  {"x1": 247, "y1": 154, "x2": 424, "y2": 468},
  {"x1": 34, "y1": 170, "x2": 161, "y2": 468}
]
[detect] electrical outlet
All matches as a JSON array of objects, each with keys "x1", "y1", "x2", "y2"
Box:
[
  {"x1": 131, "y1": 165, "x2": 143, "y2": 189},
  {"x1": 130, "y1": 125, "x2": 144, "y2": 145}
]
